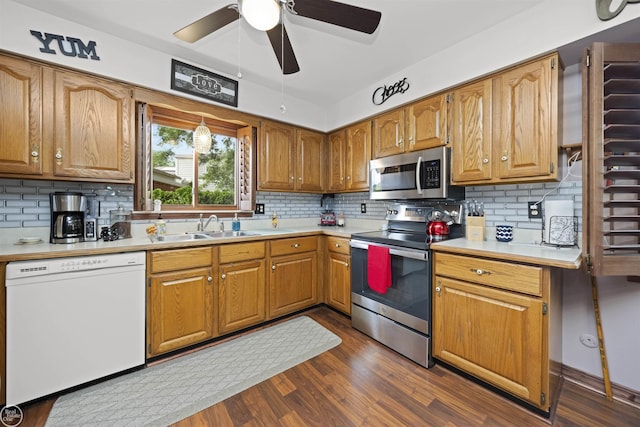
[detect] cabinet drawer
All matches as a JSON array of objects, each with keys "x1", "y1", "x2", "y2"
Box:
[
  {"x1": 327, "y1": 236, "x2": 350, "y2": 255},
  {"x1": 220, "y1": 241, "x2": 266, "y2": 264},
  {"x1": 434, "y1": 252, "x2": 543, "y2": 296},
  {"x1": 149, "y1": 247, "x2": 213, "y2": 273},
  {"x1": 270, "y1": 236, "x2": 317, "y2": 256}
]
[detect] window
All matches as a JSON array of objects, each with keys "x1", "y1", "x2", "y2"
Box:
[{"x1": 136, "y1": 103, "x2": 254, "y2": 215}]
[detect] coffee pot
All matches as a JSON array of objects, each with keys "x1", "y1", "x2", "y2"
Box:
[{"x1": 50, "y1": 192, "x2": 86, "y2": 244}]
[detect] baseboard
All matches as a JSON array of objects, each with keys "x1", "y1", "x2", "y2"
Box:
[{"x1": 562, "y1": 364, "x2": 640, "y2": 409}]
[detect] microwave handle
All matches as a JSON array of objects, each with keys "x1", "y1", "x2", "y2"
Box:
[{"x1": 416, "y1": 156, "x2": 423, "y2": 195}]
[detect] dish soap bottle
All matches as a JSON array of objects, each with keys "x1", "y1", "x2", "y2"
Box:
[
  {"x1": 232, "y1": 213, "x2": 241, "y2": 231},
  {"x1": 271, "y1": 210, "x2": 278, "y2": 229}
]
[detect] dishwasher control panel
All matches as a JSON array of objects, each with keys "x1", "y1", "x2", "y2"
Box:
[{"x1": 6, "y1": 252, "x2": 146, "y2": 279}]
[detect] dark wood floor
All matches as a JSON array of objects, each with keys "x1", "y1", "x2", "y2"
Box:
[{"x1": 20, "y1": 306, "x2": 640, "y2": 426}]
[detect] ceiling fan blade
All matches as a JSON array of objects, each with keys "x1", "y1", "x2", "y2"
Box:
[
  {"x1": 292, "y1": 0, "x2": 381, "y2": 34},
  {"x1": 267, "y1": 24, "x2": 300, "y2": 75},
  {"x1": 174, "y1": 4, "x2": 239, "y2": 43}
]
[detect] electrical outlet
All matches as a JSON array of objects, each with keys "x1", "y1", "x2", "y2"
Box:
[
  {"x1": 255, "y1": 203, "x2": 265, "y2": 214},
  {"x1": 528, "y1": 201, "x2": 542, "y2": 219},
  {"x1": 360, "y1": 203, "x2": 367, "y2": 214}
]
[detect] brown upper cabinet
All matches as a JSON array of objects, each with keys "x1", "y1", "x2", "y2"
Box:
[
  {"x1": 327, "y1": 120, "x2": 371, "y2": 192},
  {"x1": 451, "y1": 53, "x2": 560, "y2": 185},
  {"x1": 0, "y1": 53, "x2": 135, "y2": 183},
  {"x1": 372, "y1": 93, "x2": 449, "y2": 159},
  {"x1": 258, "y1": 120, "x2": 324, "y2": 192}
]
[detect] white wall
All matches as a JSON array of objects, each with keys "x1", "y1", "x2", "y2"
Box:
[
  {"x1": 0, "y1": 0, "x2": 328, "y2": 130},
  {"x1": 326, "y1": 0, "x2": 640, "y2": 130}
]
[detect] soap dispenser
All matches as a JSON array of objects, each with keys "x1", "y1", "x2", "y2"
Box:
[{"x1": 232, "y1": 213, "x2": 241, "y2": 231}]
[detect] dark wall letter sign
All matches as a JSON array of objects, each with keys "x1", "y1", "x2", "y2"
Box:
[
  {"x1": 30, "y1": 30, "x2": 100, "y2": 60},
  {"x1": 372, "y1": 77, "x2": 410, "y2": 106},
  {"x1": 596, "y1": 0, "x2": 640, "y2": 21}
]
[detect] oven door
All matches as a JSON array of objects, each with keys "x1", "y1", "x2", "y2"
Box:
[{"x1": 349, "y1": 239, "x2": 431, "y2": 334}]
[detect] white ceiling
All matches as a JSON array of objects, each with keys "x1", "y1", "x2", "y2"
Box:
[{"x1": 11, "y1": 0, "x2": 550, "y2": 107}]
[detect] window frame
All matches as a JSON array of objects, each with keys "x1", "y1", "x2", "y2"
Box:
[{"x1": 133, "y1": 90, "x2": 257, "y2": 220}]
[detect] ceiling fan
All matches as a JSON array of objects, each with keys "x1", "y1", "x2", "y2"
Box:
[{"x1": 174, "y1": 0, "x2": 382, "y2": 75}]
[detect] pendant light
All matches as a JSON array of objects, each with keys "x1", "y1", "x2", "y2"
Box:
[{"x1": 194, "y1": 118, "x2": 212, "y2": 153}]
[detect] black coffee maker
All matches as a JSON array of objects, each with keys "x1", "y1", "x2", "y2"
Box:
[{"x1": 50, "y1": 192, "x2": 86, "y2": 244}]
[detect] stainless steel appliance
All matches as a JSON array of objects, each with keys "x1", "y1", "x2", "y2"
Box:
[
  {"x1": 350, "y1": 201, "x2": 464, "y2": 368},
  {"x1": 5, "y1": 252, "x2": 146, "y2": 405},
  {"x1": 369, "y1": 147, "x2": 464, "y2": 200},
  {"x1": 49, "y1": 192, "x2": 86, "y2": 244}
]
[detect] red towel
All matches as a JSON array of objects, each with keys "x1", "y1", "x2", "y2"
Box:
[{"x1": 367, "y1": 245, "x2": 391, "y2": 294}]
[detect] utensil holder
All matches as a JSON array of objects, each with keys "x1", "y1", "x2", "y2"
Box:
[{"x1": 466, "y1": 216, "x2": 485, "y2": 241}]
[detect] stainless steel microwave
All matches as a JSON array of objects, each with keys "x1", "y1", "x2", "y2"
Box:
[{"x1": 369, "y1": 147, "x2": 464, "y2": 200}]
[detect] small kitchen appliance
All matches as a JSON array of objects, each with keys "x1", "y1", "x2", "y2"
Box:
[
  {"x1": 320, "y1": 210, "x2": 337, "y2": 226},
  {"x1": 49, "y1": 192, "x2": 86, "y2": 244}
]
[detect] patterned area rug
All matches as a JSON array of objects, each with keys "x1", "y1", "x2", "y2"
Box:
[{"x1": 45, "y1": 316, "x2": 341, "y2": 427}]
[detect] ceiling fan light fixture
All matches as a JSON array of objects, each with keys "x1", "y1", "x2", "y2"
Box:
[
  {"x1": 241, "y1": 0, "x2": 280, "y2": 31},
  {"x1": 194, "y1": 118, "x2": 212, "y2": 153}
]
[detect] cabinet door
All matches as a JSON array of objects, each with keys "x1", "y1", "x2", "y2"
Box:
[
  {"x1": 327, "y1": 130, "x2": 346, "y2": 192},
  {"x1": 0, "y1": 55, "x2": 43, "y2": 176},
  {"x1": 148, "y1": 267, "x2": 214, "y2": 356},
  {"x1": 296, "y1": 129, "x2": 324, "y2": 192},
  {"x1": 258, "y1": 121, "x2": 295, "y2": 190},
  {"x1": 269, "y1": 252, "x2": 317, "y2": 318},
  {"x1": 433, "y1": 276, "x2": 544, "y2": 406},
  {"x1": 406, "y1": 94, "x2": 449, "y2": 151},
  {"x1": 219, "y1": 260, "x2": 266, "y2": 334},
  {"x1": 346, "y1": 121, "x2": 371, "y2": 191},
  {"x1": 326, "y1": 252, "x2": 350, "y2": 315},
  {"x1": 496, "y1": 55, "x2": 557, "y2": 180},
  {"x1": 451, "y1": 79, "x2": 493, "y2": 183},
  {"x1": 373, "y1": 109, "x2": 404, "y2": 158},
  {"x1": 52, "y1": 70, "x2": 134, "y2": 181}
]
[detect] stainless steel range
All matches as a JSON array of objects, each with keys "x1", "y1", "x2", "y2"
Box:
[{"x1": 349, "y1": 201, "x2": 464, "y2": 368}]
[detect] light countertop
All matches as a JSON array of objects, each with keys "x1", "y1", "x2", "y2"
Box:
[{"x1": 431, "y1": 238, "x2": 582, "y2": 269}]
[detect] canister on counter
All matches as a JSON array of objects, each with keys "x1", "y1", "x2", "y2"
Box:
[{"x1": 110, "y1": 206, "x2": 132, "y2": 238}]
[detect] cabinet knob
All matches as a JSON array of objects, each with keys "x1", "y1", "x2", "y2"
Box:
[
  {"x1": 31, "y1": 149, "x2": 39, "y2": 159},
  {"x1": 290, "y1": 176, "x2": 295, "y2": 181},
  {"x1": 335, "y1": 243, "x2": 341, "y2": 247},
  {"x1": 471, "y1": 268, "x2": 491, "y2": 275},
  {"x1": 347, "y1": 176, "x2": 351, "y2": 181},
  {"x1": 291, "y1": 243, "x2": 300, "y2": 248},
  {"x1": 344, "y1": 262, "x2": 349, "y2": 268},
  {"x1": 55, "y1": 148, "x2": 63, "y2": 165},
  {"x1": 298, "y1": 176, "x2": 302, "y2": 181},
  {"x1": 220, "y1": 274, "x2": 226, "y2": 280},
  {"x1": 501, "y1": 155, "x2": 508, "y2": 161},
  {"x1": 483, "y1": 158, "x2": 489, "y2": 164},
  {"x1": 435, "y1": 286, "x2": 441, "y2": 293},
  {"x1": 272, "y1": 264, "x2": 276, "y2": 270}
]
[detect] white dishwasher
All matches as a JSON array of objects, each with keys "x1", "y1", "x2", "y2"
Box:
[{"x1": 5, "y1": 251, "x2": 146, "y2": 406}]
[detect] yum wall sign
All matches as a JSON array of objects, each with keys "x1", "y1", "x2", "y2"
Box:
[{"x1": 30, "y1": 30, "x2": 100, "y2": 60}]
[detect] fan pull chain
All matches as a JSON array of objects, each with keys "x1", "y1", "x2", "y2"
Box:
[
  {"x1": 280, "y1": 5, "x2": 286, "y2": 113},
  {"x1": 237, "y1": 2, "x2": 242, "y2": 79}
]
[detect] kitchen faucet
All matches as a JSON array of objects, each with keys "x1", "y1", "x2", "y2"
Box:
[{"x1": 197, "y1": 214, "x2": 224, "y2": 232}]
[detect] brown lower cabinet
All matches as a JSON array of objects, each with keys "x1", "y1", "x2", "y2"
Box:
[
  {"x1": 268, "y1": 236, "x2": 318, "y2": 318},
  {"x1": 147, "y1": 247, "x2": 216, "y2": 357},
  {"x1": 218, "y1": 242, "x2": 266, "y2": 334},
  {"x1": 432, "y1": 251, "x2": 562, "y2": 415},
  {"x1": 325, "y1": 236, "x2": 351, "y2": 315}
]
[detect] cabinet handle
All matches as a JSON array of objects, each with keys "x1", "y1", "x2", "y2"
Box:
[
  {"x1": 347, "y1": 175, "x2": 351, "y2": 181},
  {"x1": 298, "y1": 176, "x2": 302, "y2": 181},
  {"x1": 340, "y1": 176, "x2": 344, "y2": 182},
  {"x1": 471, "y1": 268, "x2": 491, "y2": 275},
  {"x1": 482, "y1": 158, "x2": 489, "y2": 164},
  {"x1": 221, "y1": 273, "x2": 226, "y2": 280},
  {"x1": 344, "y1": 262, "x2": 349, "y2": 268},
  {"x1": 31, "y1": 148, "x2": 39, "y2": 160},
  {"x1": 272, "y1": 263, "x2": 276, "y2": 271},
  {"x1": 55, "y1": 148, "x2": 63, "y2": 165},
  {"x1": 290, "y1": 176, "x2": 295, "y2": 181},
  {"x1": 335, "y1": 243, "x2": 341, "y2": 248},
  {"x1": 291, "y1": 243, "x2": 300, "y2": 248},
  {"x1": 501, "y1": 155, "x2": 508, "y2": 161},
  {"x1": 435, "y1": 286, "x2": 441, "y2": 293}
]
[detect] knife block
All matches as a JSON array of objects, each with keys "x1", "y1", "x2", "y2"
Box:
[{"x1": 466, "y1": 216, "x2": 485, "y2": 241}]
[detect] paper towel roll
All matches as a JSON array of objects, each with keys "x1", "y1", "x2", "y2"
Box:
[{"x1": 543, "y1": 200, "x2": 574, "y2": 244}]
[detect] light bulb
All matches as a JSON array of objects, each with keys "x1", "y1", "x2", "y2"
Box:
[{"x1": 241, "y1": 0, "x2": 280, "y2": 31}]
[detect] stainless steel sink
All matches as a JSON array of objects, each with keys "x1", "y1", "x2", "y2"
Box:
[
  {"x1": 155, "y1": 233, "x2": 211, "y2": 242},
  {"x1": 200, "y1": 231, "x2": 260, "y2": 238}
]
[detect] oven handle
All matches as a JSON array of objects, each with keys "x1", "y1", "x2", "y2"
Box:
[{"x1": 350, "y1": 239, "x2": 428, "y2": 261}]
